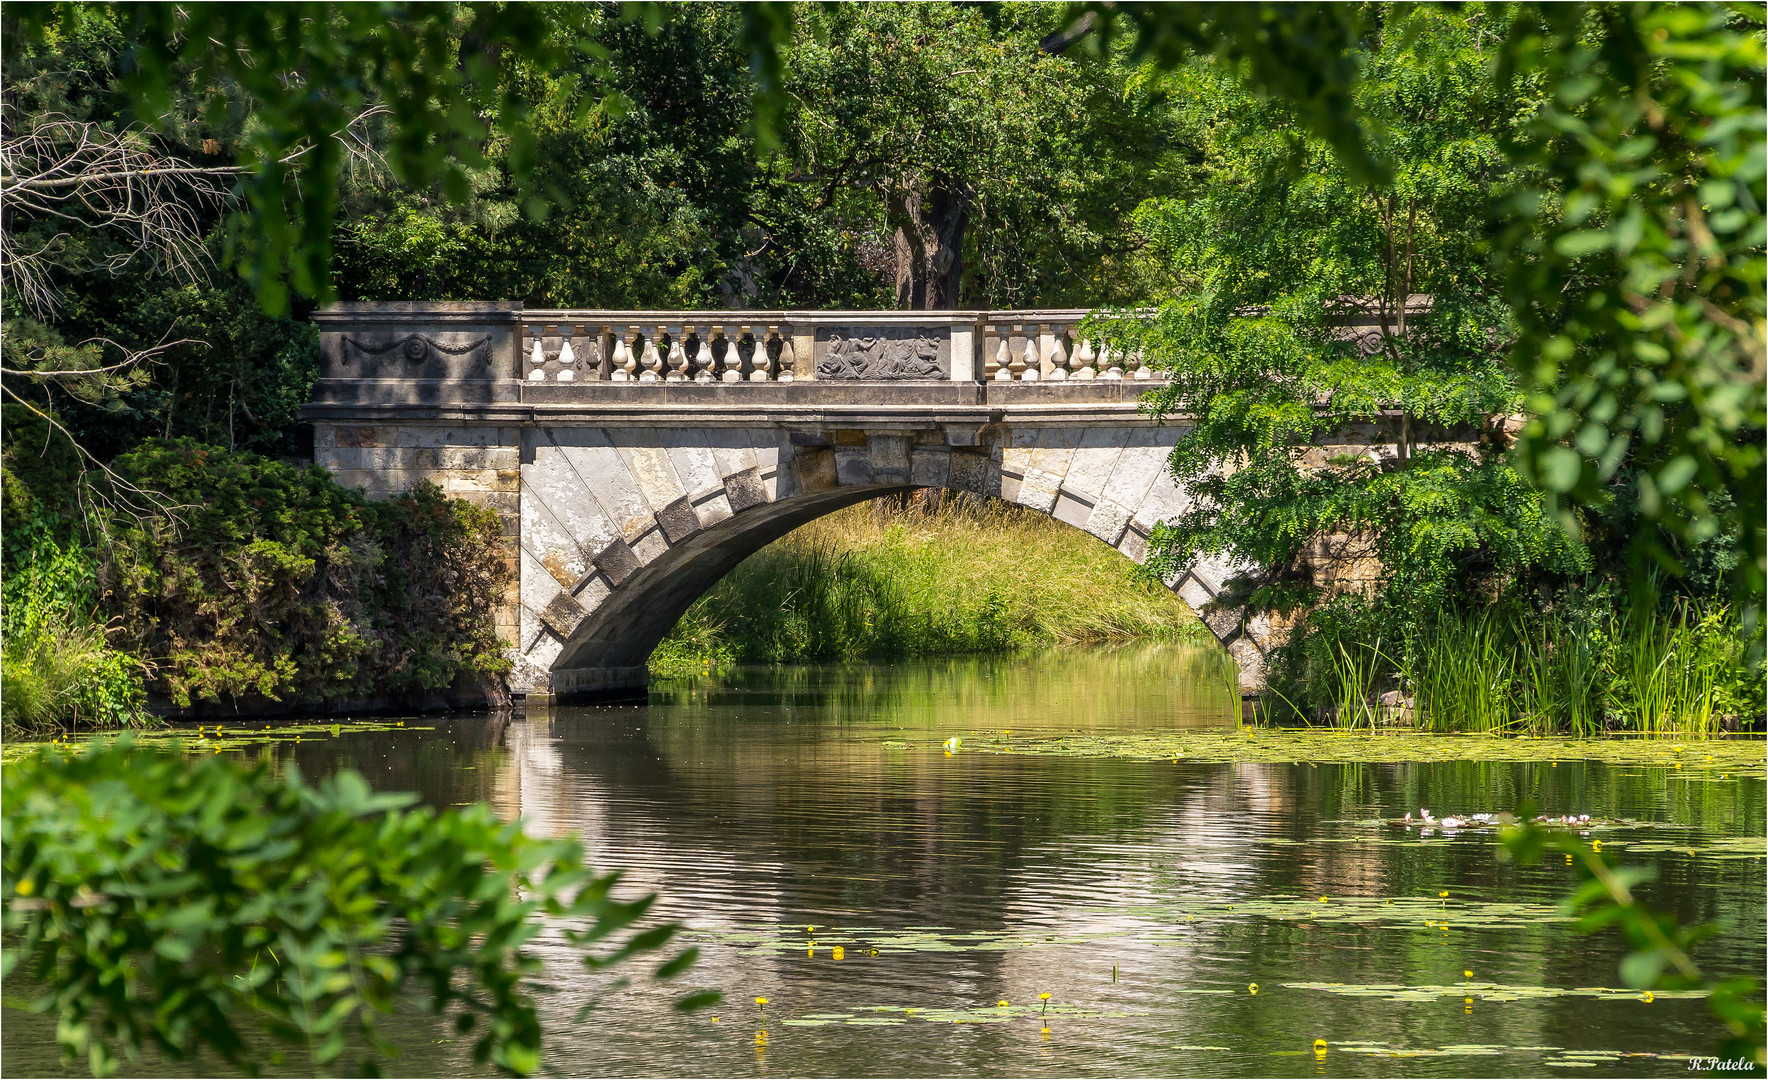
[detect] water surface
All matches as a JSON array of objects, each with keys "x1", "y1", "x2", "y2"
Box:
[{"x1": 8, "y1": 645, "x2": 1764, "y2": 1077}]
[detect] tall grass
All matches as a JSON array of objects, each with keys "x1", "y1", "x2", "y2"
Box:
[
  {"x1": 1608, "y1": 602, "x2": 1737, "y2": 737},
  {"x1": 651, "y1": 495, "x2": 1207, "y2": 675},
  {"x1": 1277, "y1": 598, "x2": 1756, "y2": 737},
  {"x1": 1515, "y1": 608, "x2": 1605, "y2": 737}
]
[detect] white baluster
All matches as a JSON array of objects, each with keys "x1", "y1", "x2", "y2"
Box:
[
  {"x1": 751, "y1": 326, "x2": 776, "y2": 382},
  {"x1": 1100, "y1": 341, "x2": 1124, "y2": 380},
  {"x1": 1071, "y1": 336, "x2": 1097, "y2": 381},
  {"x1": 1132, "y1": 347, "x2": 1154, "y2": 380},
  {"x1": 691, "y1": 328, "x2": 715, "y2": 382},
  {"x1": 527, "y1": 329, "x2": 547, "y2": 382},
  {"x1": 722, "y1": 327, "x2": 747, "y2": 383},
  {"x1": 666, "y1": 325, "x2": 688, "y2": 382},
  {"x1": 778, "y1": 325, "x2": 797, "y2": 382},
  {"x1": 610, "y1": 328, "x2": 633, "y2": 381},
  {"x1": 557, "y1": 335, "x2": 576, "y2": 382},
  {"x1": 581, "y1": 331, "x2": 602, "y2": 380},
  {"x1": 1016, "y1": 327, "x2": 1039, "y2": 382},
  {"x1": 1046, "y1": 327, "x2": 1069, "y2": 381},
  {"x1": 994, "y1": 332, "x2": 1014, "y2": 381},
  {"x1": 638, "y1": 327, "x2": 663, "y2": 382}
]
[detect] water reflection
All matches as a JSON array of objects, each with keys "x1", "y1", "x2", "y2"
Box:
[{"x1": 6, "y1": 645, "x2": 1763, "y2": 1078}]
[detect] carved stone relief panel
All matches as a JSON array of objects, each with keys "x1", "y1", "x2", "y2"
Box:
[
  {"x1": 814, "y1": 326, "x2": 949, "y2": 380},
  {"x1": 323, "y1": 331, "x2": 504, "y2": 380}
]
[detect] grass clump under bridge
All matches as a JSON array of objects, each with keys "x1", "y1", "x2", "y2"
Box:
[{"x1": 650, "y1": 494, "x2": 1207, "y2": 677}]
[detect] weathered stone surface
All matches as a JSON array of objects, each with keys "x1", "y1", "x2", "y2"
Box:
[
  {"x1": 1052, "y1": 488, "x2": 1094, "y2": 529},
  {"x1": 522, "y1": 496, "x2": 589, "y2": 591},
  {"x1": 1059, "y1": 428, "x2": 1130, "y2": 500},
  {"x1": 592, "y1": 537, "x2": 641, "y2": 586},
  {"x1": 834, "y1": 447, "x2": 873, "y2": 486},
  {"x1": 618, "y1": 441, "x2": 689, "y2": 514},
  {"x1": 793, "y1": 446, "x2": 838, "y2": 494},
  {"x1": 1083, "y1": 498, "x2": 1133, "y2": 547},
  {"x1": 866, "y1": 433, "x2": 910, "y2": 484},
  {"x1": 723, "y1": 466, "x2": 768, "y2": 512},
  {"x1": 539, "y1": 591, "x2": 588, "y2": 638},
  {"x1": 909, "y1": 446, "x2": 952, "y2": 489},
  {"x1": 655, "y1": 496, "x2": 701, "y2": 543}
]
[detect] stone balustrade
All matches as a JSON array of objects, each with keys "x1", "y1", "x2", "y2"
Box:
[{"x1": 310, "y1": 304, "x2": 1156, "y2": 394}]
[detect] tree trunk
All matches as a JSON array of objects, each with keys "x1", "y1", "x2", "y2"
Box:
[{"x1": 890, "y1": 184, "x2": 967, "y2": 309}]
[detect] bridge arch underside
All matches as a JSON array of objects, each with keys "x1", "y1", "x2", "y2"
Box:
[{"x1": 514, "y1": 423, "x2": 1272, "y2": 700}]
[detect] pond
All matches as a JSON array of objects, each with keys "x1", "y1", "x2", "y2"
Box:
[{"x1": 7, "y1": 644, "x2": 1765, "y2": 1077}]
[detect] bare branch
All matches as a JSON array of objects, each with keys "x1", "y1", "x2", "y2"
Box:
[{"x1": 0, "y1": 107, "x2": 391, "y2": 315}]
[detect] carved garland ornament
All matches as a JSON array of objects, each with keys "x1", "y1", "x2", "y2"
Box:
[{"x1": 342, "y1": 334, "x2": 491, "y2": 365}]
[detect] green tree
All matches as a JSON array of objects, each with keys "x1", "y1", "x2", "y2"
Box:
[
  {"x1": 1102, "y1": 6, "x2": 1587, "y2": 621},
  {"x1": 780, "y1": 2, "x2": 1182, "y2": 308},
  {"x1": 1084, "y1": 0, "x2": 1765, "y2": 618}
]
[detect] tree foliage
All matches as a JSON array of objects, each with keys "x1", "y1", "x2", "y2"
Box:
[
  {"x1": 1099, "y1": 6, "x2": 1587, "y2": 617},
  {"x1": 2, "y1": 741, "x2": 714, "y2": 1076},
  {"x1": 1086, "y1": 0, "x2": 1765, "y2": 618},
  {"x1": 1491, "y1": 3, "x2": 1765, "y2": 613}
]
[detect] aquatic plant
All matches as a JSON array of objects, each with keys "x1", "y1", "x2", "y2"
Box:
[
  {"x1": 1500, "y1": 808, "x2": 1765, "y2": 1067},
  {"x1": 1274, "y1": 596, "x2": 1759, "y2": 736},
  {"x1": 1405, "y1": 609, "x2": 1515, "y2": 733}
]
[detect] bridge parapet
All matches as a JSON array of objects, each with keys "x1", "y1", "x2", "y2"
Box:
[{"x1": 309, "y1": 303, "x2": 1158, "y2": 411}]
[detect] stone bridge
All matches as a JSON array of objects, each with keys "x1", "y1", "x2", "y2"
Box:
[{"x1": 302, "y1": 302, "x2": 1278, "y2": 701}]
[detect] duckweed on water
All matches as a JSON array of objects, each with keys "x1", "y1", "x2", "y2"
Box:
[
  {"x1": 0, "y1": 719, "x2": 434, "y2": 762},
  {"x1": 1284, "y1": 982, "x2": 1708, "y2": 1003},
  {"x1": 917, "y1": 730, "x2": 1765, "y2": 778}
]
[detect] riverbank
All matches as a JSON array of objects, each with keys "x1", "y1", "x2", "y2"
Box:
[{"x1": 649, "y1": 495, "x2": 1208, "y2": 677}]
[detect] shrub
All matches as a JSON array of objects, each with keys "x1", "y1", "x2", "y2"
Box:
[
  {"x1": 0, "y1": 520, "x2": 144, "y2": 734},
  {"x1": 99, "y1": 439, "x2": 511, "y2": 710},
  {"x1": 1, "y1": 741, "x2": 714, "y2": 1077}
]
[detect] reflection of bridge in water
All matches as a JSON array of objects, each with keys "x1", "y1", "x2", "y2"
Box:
[{"x1": 303, "y1": 303, "x2": 1283, "y2": 699}]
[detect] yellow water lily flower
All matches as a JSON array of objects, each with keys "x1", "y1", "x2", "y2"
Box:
[{"x1": 1248, "y1": 983, "x2": 1259, "y2": 995}]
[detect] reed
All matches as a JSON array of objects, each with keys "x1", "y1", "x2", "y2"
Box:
[
  {"x1": 1298, "y1": 599, "x2": 1754, "y2": 736},
  {"x1": 1404, "y1": 609, "x2": 1515, "y2": 734},
  {"x1": 1515, "y1": 609, "x2": 1605, "y2": 737},
  {"x1": 1609, "y1": 601, "x2": 1733, "y2": 737},
  {"x1": 1327, "y1": 638, "x2": 1384, "y2": 730}
]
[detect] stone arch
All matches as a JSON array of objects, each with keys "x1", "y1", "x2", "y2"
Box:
[{"x1": 511, "y1": 424, "x2": 1270, "y2": 699}]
